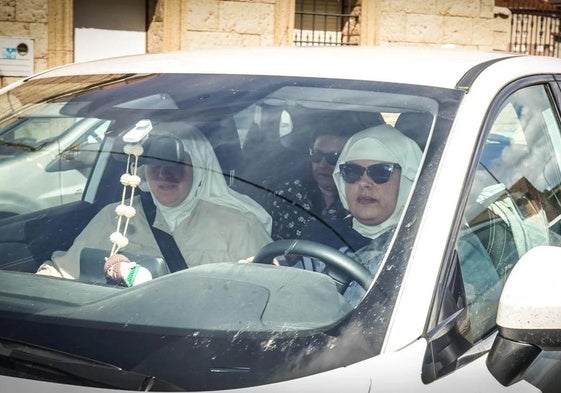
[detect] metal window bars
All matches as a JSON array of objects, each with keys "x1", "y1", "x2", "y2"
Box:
[
  {"x1": 501, "y1": 0, "x2": 561, "y2": 57},
  {"x1": 510, "y1": 9, "x2": 561, "y2": 56},
  {"x1": 294, "y1": 0, "x2": 359, "y2": 46}
]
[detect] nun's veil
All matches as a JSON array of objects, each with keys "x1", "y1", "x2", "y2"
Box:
[
  {"x1": 332, "y1": 125, "x2": 423, "y2": 239},
  {"x1": 141, "y1": 126, "x2": 272, "y2": 233}
]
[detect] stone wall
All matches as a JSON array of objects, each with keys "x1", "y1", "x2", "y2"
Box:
[
  {"x1": 182, "y1": 0, "x2": 276, "y2": 49},
  {"x1": 0, "y1": 0, "x2": 516, "y2": 87},
  {"x1": 147, "y1": 0, "x2": 164, "y2": 53},
  {"x1": 0, "y1": 0, "x2": 49, "y2": 87},
  {"x1": 376, "y1": 0, "x2": 511, "y2": 51}
]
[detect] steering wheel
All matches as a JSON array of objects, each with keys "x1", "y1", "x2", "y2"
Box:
[{"x1": 253, "y1": 239, "x2": 372, "y2": 293}]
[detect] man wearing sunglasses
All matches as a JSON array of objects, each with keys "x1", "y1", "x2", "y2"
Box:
[
  {"x1": 267, "y1": 127, "x2": 354, "y2": 241},
  {"x1": 309, "y1": 136, "x2": 345, "y2": 212}
]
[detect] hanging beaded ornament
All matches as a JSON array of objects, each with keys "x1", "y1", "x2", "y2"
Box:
[{"x1": 104, "y1": 120, "x2": 153, "y2": 286}]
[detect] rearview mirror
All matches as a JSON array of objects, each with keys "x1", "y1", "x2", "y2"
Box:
[{"x1": 486, "y1": 246, "x2": 561, "y2": 386}]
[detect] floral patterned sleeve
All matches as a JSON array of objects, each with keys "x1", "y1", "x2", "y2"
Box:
[{"x1": 269, "y1": 179, "x2": 314, "y2": 240}]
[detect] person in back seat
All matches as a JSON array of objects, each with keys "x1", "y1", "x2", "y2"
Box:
[{"x1": 265, "y1": 127, "x2": 354, "y2": 240}]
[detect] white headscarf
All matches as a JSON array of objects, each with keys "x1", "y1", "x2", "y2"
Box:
[
  {"x1": 333, "y1": 124, "x2": 422, "y2": 239},
  {"x1": 144, "y1": 128, "x2": 272, "y2": 234}
]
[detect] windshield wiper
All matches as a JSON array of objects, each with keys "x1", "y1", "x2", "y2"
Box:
[
  {"x1": 0, "y1": 140, "x2": 37, "y2": 152},
  {"x1": 0, "y1": 337, "x2": 182, "y2": 391}
]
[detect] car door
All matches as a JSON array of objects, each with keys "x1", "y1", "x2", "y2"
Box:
[{"x1": 423, "y1": 76, "x2": 561, "y2": 392}]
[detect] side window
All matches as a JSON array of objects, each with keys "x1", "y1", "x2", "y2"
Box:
[
  {"x1": 0, "y1": 112, "x2": 109, "y2": 218},
  {"x1": 234, "y1": 104, "x2": 290, "y2": 149},
  {"x1": 457, "y1": 84, "x2": 561, "y2": 342},
  {"x1": 0, "y1": 117, "x2": 79, "y2": 150}
]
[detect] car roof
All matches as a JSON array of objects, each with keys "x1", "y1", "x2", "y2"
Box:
[{"x1": 30, "y1": 46, "x2": 515, "y2": 89}]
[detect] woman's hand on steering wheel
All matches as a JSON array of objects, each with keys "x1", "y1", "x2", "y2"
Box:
[{"x1": 252, "y1": 239, "x2": 372, "y2": 293}]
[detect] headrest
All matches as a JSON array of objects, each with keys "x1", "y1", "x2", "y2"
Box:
[
  {"x1": 140, "y1": 135, "x2": 186, "y2": 166},
  {"x1": 394, "y1": 112, "x2": 433, "y2": 150}
]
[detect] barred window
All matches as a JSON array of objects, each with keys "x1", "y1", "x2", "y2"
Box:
[
  {"x1": 294, "y1": 0, "x2": 359, "y2": 46},
  {"x1": 510, "y1": 10, "x2": 561, "y2": 56},
  {"x1": 499, "y1": 0, "x2": 561, "y2": 57}
]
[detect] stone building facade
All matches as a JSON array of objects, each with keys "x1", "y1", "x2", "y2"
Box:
[{"x1": 0, "y1": 0, "x2": 513, "y2": 87}]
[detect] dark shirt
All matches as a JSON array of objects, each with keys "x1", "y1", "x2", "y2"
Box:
[
  {"x1": 267, "y1": 174, "x2": 347, "y2": 241},
  {"x1": 304, "y1": 214, "x2": 370, "y2": 253}
]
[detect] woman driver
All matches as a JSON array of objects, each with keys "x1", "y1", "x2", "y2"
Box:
[{"x1": 37, "y1": 128, "x2": 272, "y2": 280}]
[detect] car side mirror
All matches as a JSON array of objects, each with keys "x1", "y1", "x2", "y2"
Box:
[{"x1": 486, "y1": 245, "x2": 561, "y2": 386}]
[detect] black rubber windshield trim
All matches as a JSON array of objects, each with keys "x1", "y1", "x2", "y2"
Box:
[{"x1": 455, "y1": 55, "x2": 523, "y2": 91}]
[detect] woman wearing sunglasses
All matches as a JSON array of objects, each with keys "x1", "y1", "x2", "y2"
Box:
[{"x1": 304, "y1": 124, "x2": 422, "y2": 306}]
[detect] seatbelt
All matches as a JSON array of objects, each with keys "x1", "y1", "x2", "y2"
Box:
[{"x1": 140, "y1": 191, "x2": 188, "y2": 272}]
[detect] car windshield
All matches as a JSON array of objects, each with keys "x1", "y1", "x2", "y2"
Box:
[{"x1": 0, "y1": 73, "x2": 461, "y2": 390}]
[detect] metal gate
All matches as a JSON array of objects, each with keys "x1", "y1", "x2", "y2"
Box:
[
  {"x1": 500, "y1": 0, "x2": 561, "y2": 57},
  {"x1": 293, "y1": 0, "x2": 359, "y2": 46}
]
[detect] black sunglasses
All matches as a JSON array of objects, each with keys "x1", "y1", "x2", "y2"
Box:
[
  {"x1": 339, "y1": 162, "x2": 401, "y2": 184},
  {"x1": 309, "y1": 148, "x2": 340, "y2": 165}
]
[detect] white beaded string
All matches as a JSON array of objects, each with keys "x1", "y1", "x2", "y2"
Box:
[{"x1": 109, "y1": 143, "x2": 144, "y2": 256}]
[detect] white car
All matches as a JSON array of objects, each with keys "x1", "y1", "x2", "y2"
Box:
[{"x1": 0, "y1": 46, "x2": 560, "y2": 392}]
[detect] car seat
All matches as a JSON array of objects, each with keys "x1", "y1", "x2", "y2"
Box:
[{"x1": 395, "y1": 111, "x2": 433, "y2": 150}]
